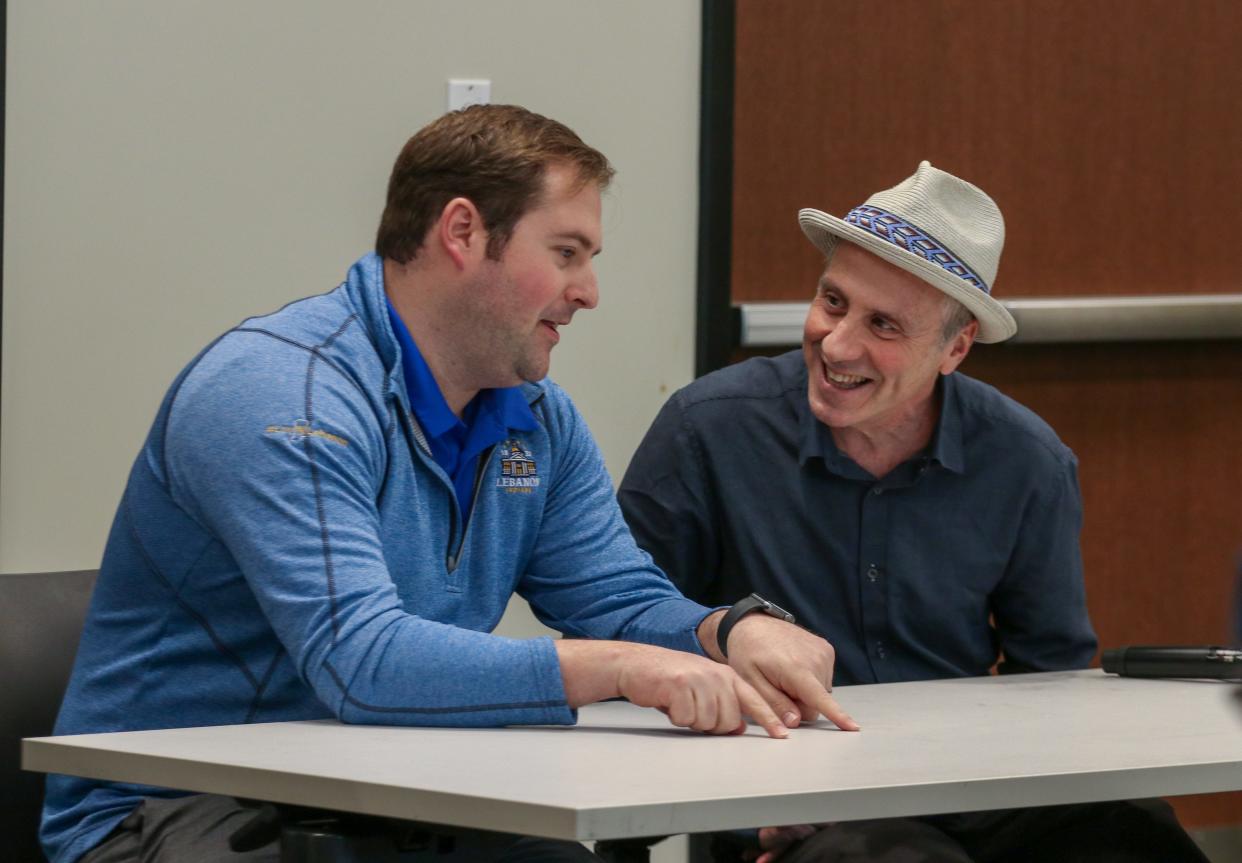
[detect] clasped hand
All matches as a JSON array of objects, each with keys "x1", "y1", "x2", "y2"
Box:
[
  {"x1": 555, "y1": 617, "x2": 857, "y2": 739},
  {"x1": 718, "y1": 613, "x2": 858, "y2": 732}
]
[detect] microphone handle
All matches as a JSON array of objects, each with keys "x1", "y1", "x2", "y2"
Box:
[{"x1": 1101, "y1": 645, "x2": 1242, "y2": 679}]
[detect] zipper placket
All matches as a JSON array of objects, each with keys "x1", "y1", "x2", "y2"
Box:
[
  {"x1": 445, "y1": 445, "x2": 498, "y2": 573},
  {"x1": 405, "y1": 409, "x2": 497, "y2": 574},
  {"x1": 398, "y1": 388, "x2": 548, "y2": 575},
  {"x1": 402, "y1": 411, "x2": 464, "y2": 570}
]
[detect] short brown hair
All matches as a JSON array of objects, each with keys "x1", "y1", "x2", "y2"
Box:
[{"x1": 375, "y1": 104, "x2": 614, "y2": 264}]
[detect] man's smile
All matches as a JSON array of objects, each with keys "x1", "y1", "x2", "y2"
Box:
[{"x1": 818, "y1": 356, "x2": 873, "y2": 392}]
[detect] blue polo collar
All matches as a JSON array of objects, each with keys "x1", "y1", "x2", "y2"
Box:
[{"x1": 385, "y1": 298, "x2": 537, "y2": 450}]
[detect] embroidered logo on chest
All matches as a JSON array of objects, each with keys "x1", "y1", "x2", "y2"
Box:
[
  {"x1": 265, "y1": 419, "x2": 349, "y2": 447},
  {"x1": 496, "y1": 438, "x2": 540, "y2": 493}
]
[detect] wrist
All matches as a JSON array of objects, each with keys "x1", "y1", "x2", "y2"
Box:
[
  {"x1": 697, "y1": 609, "x2": 728, "y2": 662},
  {"x1": 555, "y1": 639, "x2": 631, "y2": 707},
  {"x1": 715, "y1": 593, "x2": 795, "y2": 658}
]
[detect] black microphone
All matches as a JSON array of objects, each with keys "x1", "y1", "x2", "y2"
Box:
[{"x1": 1102, "y1": 645, "x2": 1242, "y2": 680}]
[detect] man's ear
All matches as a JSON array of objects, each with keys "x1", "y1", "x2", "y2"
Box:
[
  {"x1": 436, "y1": 197, "x2": 488, "y2": 270},
  {"x1": 939, "y1": 318, "x2": 978, "y2": 375}
]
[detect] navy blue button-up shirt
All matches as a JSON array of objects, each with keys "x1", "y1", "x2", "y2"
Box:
[
  {"x1": 619, "y1": 350, "x2": 1097, "y2": 685},
  {"x1": 386, "y1": 300, "x2": 537, "y2": 519}
]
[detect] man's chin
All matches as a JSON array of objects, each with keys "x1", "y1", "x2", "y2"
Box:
[
  {"x1": 808, "y1": 389, "x2": 860, "y2": 431},
  {"x1": 515, "y1": 359, "x2": 551, "y2": 384}
]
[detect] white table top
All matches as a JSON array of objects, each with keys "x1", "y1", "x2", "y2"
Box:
[{"x1": 24, "y1": 670, "x2": 1242, "y2": 840}]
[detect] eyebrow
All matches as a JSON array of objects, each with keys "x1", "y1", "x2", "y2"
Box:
[{"x1": 554, "y1": 232, "x2": 603, "y2": 257}]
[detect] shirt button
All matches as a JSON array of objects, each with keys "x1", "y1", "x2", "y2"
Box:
[
  {"x1": 876, "y1": 641, "x2": 887, "y2": 659},
  {"x1": 867, "y1": 565, "x2": 880, "y2": 582}
]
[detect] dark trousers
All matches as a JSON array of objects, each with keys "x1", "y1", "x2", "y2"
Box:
[
  {"x1": 746, "y1": 800, "x2": 1208, "y2": 863},
  {"x1": 81, "y1": 794, "x2": 601, "y2": 863}
]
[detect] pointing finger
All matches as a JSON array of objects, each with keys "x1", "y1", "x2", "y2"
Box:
[
  {"x1": 812, "y1": 688, "x2": 859, "y2": 731},
  {"x1": 746, "y1": 670, "x2": 806, "y2": 730},
  {"x1": 785, "y1": 669, "x2": 858, "y2": 731},
  {"x1": 735, "y1": 677, "x2": 789, "y2": 739}
]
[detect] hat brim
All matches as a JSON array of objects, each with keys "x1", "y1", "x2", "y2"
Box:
[{"x1": 798, "y1": 209, "x2": 1016, "y2": 343}]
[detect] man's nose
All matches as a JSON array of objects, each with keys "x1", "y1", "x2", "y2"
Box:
[
  {"x1": 820, "y1": 316, "x2": 863, "y2": 362},
  {"x1": 568, "y1": 266, "x2": 599, "y2": 310}
]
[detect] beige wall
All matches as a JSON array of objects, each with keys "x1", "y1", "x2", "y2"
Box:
[
  {"x1": 1, "y1": 1, "x2": 701, "y2": 594},
  {"x1": 4, "y1": 9, "x2": 703, "y2": 855}
]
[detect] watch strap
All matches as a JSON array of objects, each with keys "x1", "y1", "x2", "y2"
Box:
[{"x1": 716, "y1": 593, "x2": 795, "y2": 658}]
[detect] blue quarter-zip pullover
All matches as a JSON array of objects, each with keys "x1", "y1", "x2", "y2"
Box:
[{"x1": 42, "y1": 252, "x2": 711, "y2": 863}]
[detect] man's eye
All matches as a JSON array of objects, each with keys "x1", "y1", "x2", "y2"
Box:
[
  {"x1": 872, "y1": 316, "x2": 897, "y2": 332},
  {"x1": 823, "y1": 293, "x2": 844, "y2": 308},
  {"x1": 559, "y1": 247, "x2": 576, "y2": 260}
]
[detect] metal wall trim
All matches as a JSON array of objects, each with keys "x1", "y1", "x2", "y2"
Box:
[{"x1": 739, "y1": 295, "x2": 1242, "y2": 347}]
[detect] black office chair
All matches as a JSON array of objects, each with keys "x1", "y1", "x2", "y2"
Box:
[{"x1": 0, "y1": 570, "x2": 99, "y2": 863}]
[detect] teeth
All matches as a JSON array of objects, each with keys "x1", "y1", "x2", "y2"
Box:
[{"x1": 827, "y1": 370, "x2": 867, "y2": 385}]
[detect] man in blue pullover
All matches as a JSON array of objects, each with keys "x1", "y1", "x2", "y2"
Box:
[{"x1": 43, "y1": 105, "x2": 856, "y2": 863}]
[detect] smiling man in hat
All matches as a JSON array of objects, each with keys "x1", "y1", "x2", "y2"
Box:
[{"x1": 619, "y1": 163, "x2": 1206, "y2": 861}]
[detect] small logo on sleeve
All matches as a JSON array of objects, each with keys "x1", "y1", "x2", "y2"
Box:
[
  {"x1": 264, "y1": 419, "x2": 349, "y2": 447},
  {"x1": 496, "y1": 438, "x2": 540, "y2": 493}
]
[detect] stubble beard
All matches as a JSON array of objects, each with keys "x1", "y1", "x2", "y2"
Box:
[{"x1": 458, "y1": 269, "x2": 550, "y2": 388}]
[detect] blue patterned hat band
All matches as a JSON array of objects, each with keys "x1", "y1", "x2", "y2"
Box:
[{"x1": 844, "y1": 205, "x2": 990, "y2": 295}]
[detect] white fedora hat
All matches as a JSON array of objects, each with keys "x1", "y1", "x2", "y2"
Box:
[{"x1": 798, "y1": 161, "x2": 1016, "y2": 343}]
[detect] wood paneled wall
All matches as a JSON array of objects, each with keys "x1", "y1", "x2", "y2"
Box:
[
  {"x1": 730, "y1": 0, "x2": 1242, "y2": 827},
  {"x1": 733, "y1": 0, "x2": 1242, "y2": 303}
]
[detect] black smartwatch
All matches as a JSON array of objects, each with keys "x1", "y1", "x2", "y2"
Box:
[{"x1": 716, "y1": 593, "x2": 795, "y2": 658}]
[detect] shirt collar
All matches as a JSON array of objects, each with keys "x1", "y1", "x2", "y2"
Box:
[
  {"x1": 796, "y1": 366, "x2": 966, "y2": 478},
  {"x1": 929, "y1": 372, "x2": 965, "y2": 474},
  {"x1": 343, "y1": 252, "x2": 401, "y2": 381},
  {"x1": 473, "y1": 382, "x2": 540, "y2": 437},
  {"x1": 385, "y1": 299, "x2": 537, "y2": 440}
]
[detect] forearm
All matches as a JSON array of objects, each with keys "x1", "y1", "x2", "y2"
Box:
[
  {"x1": 554, "y1": 639, "x2": 630, "y2": 707},
  {"x1": 554, "y1": 636, "x2": 789, "y2": 737},
  {"x1": 553, "y1": 637, "x2": 731, "y2": 711},
  {"x1": 318, "y1": 617, "x2": 572, "y2": 726}
]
